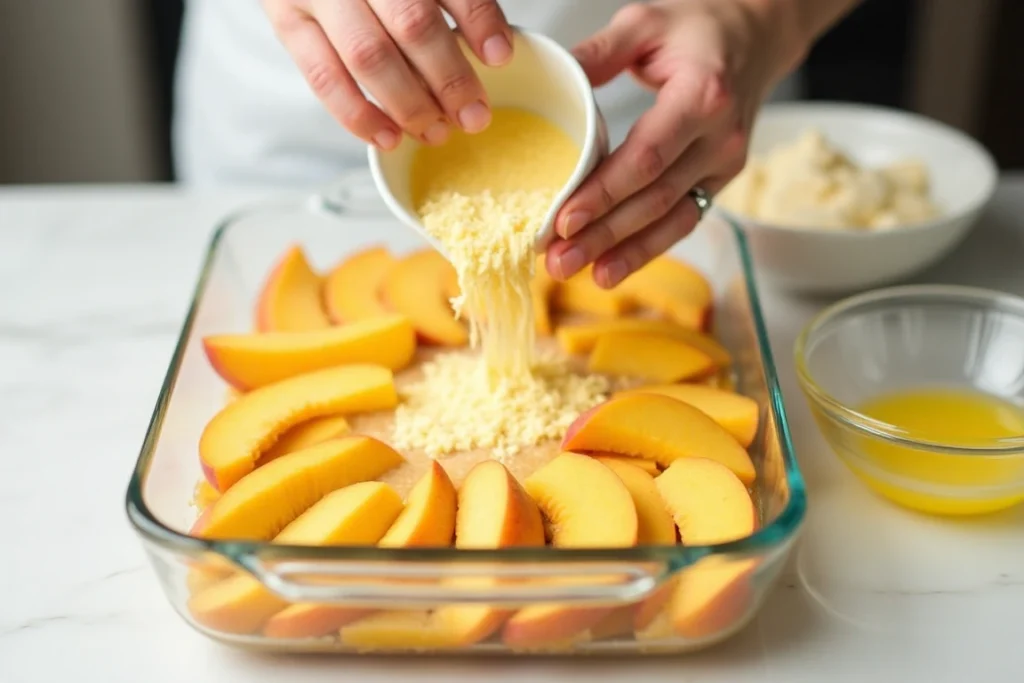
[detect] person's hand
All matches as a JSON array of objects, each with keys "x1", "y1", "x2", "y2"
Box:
[
  {"x1": 262, "y1": 0, "x2": 514, "y2": 150},
  {"x1": 547, "y1": 0, "x2": 807, "y2": 288}
]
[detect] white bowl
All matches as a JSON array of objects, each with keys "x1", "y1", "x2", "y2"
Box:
[
  {"x1": 368, "y1": 27, "x2": 609, "y2": 257},
  {"x1": 715, "y1": 102, "x2": 997, "y2": 294}
]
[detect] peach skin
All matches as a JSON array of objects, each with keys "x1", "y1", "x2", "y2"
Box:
[
  {"x1": 562, "y1": 394, "x2": 756, "y2": 486},
  {"x1": 202, "y1": 315, "x2": 416, "y2": 391},
  {"x1": 555, "y1": 319, "x2": 731, "y2": 365},
  {"x1": 258, "y1": 415, "x2": 351, "y2": 465},
  {"x1": 323, "y1": 245, "x2": 395, "y2": 323},
  {"x1": 380, "y1": 248, "x2": 468, "y2": 346},
  {"x1": 199, "y1": 364, "x2": 397, "y2": 491},
  {"x1": 255, "y1": 245, "x2": 330, "y2": 332},
  {"x1": 191, "y1": 436, "x2": 404, "y2": 541},
  {"x1": 616, "y1": 383, "x2": 759, "y2": 447},
  {"x1": 618, "y1": 256, "x2": 712, "y2": 330},
  {"x1": 188, "y1": 481, "x2": 403, "y2": 634},
  {"x1": 588, "y1": 331, "x2": 717, "y2": 383},
  {"x1": 552, "y1": 266, "x2": 634, "y2": 319},
  {"x1": 501, "y1": 453, "x2": 638, "y2": 647}
]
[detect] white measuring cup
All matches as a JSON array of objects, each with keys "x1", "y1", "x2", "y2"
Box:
[{"x1": 367, "y1": 26, "x2": 609, "y2": 256}]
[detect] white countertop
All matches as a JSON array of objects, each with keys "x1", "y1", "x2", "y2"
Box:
[{"x1": 2, "y1": 179, "x2": 1023, "y2": 683}]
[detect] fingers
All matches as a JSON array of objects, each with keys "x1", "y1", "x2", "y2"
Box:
[
  {"x1": 270, "y1": 8, "x2": 400, "y2": 149},
  {"x1": 556, "y1": 78, "x2": 710, "y2": 240},
  {"x1": 440, "y1": 0, "x2": 513, "y2": 66},
  {"x1": 592, "y1": 175, "x2": 730, "y2": 288},
  {"x1": 312, "y1": 0, "x2": 450, "y2": 143},
  {"x1": 548, "y1": 140, "x2": 711, "y2": 279},
  {"x1": 571, "y1": 3, "x2": 660, "y2": 87},
  {"x1": 369, "y1": 0, "x2": 492, "y2": 133}
]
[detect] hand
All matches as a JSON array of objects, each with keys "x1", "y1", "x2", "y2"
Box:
[
  {"x1": 263, "y1": 0, "x2": 514, "y2": 150},
  {"x1": 547, "y1": 0, "x2": 807, "y2": 288}
]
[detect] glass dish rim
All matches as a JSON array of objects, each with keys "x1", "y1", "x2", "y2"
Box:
[
  {"x1": 124, "y1": 184, "x2": 807, "y2": 569},
  {"x1": 794, "y1": 283, "x2": 1024, "y2": 456}
]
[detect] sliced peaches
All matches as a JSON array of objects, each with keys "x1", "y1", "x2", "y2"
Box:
[
  {"x1": 265, "y1": 462, "x2": 459, "y2": 639},
  {"x1": 188, "y1": 481, "x2": 403, "y2": 634},
  {"x1": 341, "y1": 462, "x2": 546, "y2": 648},
  {"x1": 562, "y1": 394, "x2": 756, "y2": 486},
  {"x1": 380, "y1": 248, "x2": 467, "y2": 346},
  {"x1": 588, "y1": 331, "x2": 716, "y2": 383},
  {"x1": 502, "y1": 453, "x2": 638, "y2": 647},
  {"x1": 594, "y1": 457, "x2": 675, "y2": 545},
  {"x1": 255, "y1": 245, "x2": 330, "y2": 332},
  {"x1": 199, "y1": 364, "x2": 397, "y2": 491},
  {"x1": 617, "y1": 383, "x2": 759, "y2": 447},
  {"x1": 552, "y1": 266, "x2": 634, "y2": 319},
  {"x1": 323, "y1": 245, "x2": 394, "y2": 323},
  {"x1": 555, "y1": 318, "x2": 730, "y2": 364},
  {"x1": 531, "y1": 254, "x2": 556, "y2": 336},
  {"x1": 202, "y1": 315, "x2": 416, "y2": 391},
  {"x1": 656, "y1": 458, "x2": 755, "y2": 546},
  {"x1": 379, "y1": 461, "x2": 458, "y2": 547},
  {"x1": 259, "y1": 414, "x2": 350, "y2": 465},
  {"x1": 191, "y1": 436, "x2": 404, "y2": 540},
  {"x1": 619, "y1": 256, "x2": 712, "y2": 329},
  {"x1": 192, "y1": 480, "x2": 221, "y2": 511}
]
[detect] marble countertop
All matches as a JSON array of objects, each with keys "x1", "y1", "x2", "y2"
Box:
[{"x1": 2, "y1": 179, "x2": 1024, "y2": 683}]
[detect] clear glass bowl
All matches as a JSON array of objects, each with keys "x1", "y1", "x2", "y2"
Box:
[
  {"x1": 795, "y1": 285, "x2": 1024, "y2": 516},
  {"x1": 125, "y1": 171, "x2": 805, "y2": 655}
]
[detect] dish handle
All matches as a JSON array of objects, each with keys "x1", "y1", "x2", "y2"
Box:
[{"x1": 235, "y1": 554, "x2": 670, "y2": 607}]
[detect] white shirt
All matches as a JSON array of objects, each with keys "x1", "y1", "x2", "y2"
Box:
[{"x1": 173, "y1": 1, "x2": 800, "y2": 187}]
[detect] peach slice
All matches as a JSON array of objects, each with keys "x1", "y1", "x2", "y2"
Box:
[
  {"x1": 340, "y1": 462, "x2": 546, "y2": 648},
  {"x1": 255, "y1": 245, "x2": 330, "y2": 332},
  {"x1": 531, "y1": 254, "x2": 556, "y2": 336},
  {"x1": 617, "y1": 383, "x2": 759, "y2": 447},
  {"x1": 501, "y1": 453, "x2": 638, "y2": 647},
  {"x1": 199, "y1": 364, "x2": 397, "y2": 491},
  {"x1": 588, "y1": 331, "x2": 716, "y2": 383},
  {"x1": 380, "y1": 248, "x2": 468, "y2": 346},
  {"x1": 192, "y1": 436, "x2": 404, "y2": 540},
  {"x1": 619, "y1": 256, "x2": 712, "y2": 329},
  {"x1": 582, "y1": 452, "x2": 660, "y2": 476},
  {"x1": 555, "y1": 318, "x2": 730, "y2": 364},
  {"x1": 552, "y1": 267, "x2": 634, "y2": 319},
  {"x1": 562, "y1": 394, "x2": 756, "y2": 486},
  {"x1": 379, "y1": 461, "x2": 458, "y2": 547},
  {"x1": 637, "y1": 458, "x2": 758, "y2": 639},
  {"x1": 259, "y1": 415, "x2": 351, "y2": 465},
  {"x1": 192, "y1": 480, "x2": 221, "y2": 511},
  {"x1": 202, "y1": 315, "x2": 416, "y2": 391},
  {"x1": 188, "y1": 481, "x2": 403, "y2": 634},
  {"x1": 594, "y1": 458, "x2": 676, "y2": 546},
  {"x1": 323, "y1": 245, "x2": 395, "y2": 323}
]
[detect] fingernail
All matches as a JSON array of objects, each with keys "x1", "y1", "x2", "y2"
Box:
[
  {"x1": 482, "y1": 34, "x2": 512, "y2": 66},
  {"x1": 557, "y1": 245, "x2": 586, "y2": 279},
  {"x1": 602, "y1": 259, "x2": 629, "y2": 287},
  {"x1": 457, "y1": 101, "x2": 491, "y2": 133},
  {"x1": 423, "y1": 121, "x2": 450, "y2": 145},
  {"x1": 373, "y1": 130, "x2": 400, "y2": 150},
  {"x1": 559, "y1": 211, "x2": 591, "y2": 238}
]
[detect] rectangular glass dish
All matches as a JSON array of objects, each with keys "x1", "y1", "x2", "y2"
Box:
[{"x1": 125, "y1": 170, "x2": 806, "y2": 655}]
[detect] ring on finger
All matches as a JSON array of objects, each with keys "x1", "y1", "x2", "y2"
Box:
[{"x1": 687, "y1": 185, "x2": 712, "y2": 222}]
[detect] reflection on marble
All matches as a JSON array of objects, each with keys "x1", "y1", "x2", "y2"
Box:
[{"x1": 1, "y1": 183, "x2": 1023, "y2": 683}]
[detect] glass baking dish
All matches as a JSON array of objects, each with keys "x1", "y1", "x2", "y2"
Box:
[{"x1": 125, "y1": 170, "x2": 805, "y2": 655}]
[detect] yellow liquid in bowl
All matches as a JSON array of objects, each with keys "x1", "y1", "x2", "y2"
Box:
[{"x1": 846, "y1": 388, "x2": 1024, "y2": 515}]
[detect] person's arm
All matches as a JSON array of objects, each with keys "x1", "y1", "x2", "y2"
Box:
[{"x1": 753, "y1": 0, "x2": 866, "y2": 75}]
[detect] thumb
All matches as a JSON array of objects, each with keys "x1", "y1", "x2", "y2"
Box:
[{"x1": 571, "y1": 9, "x2": 657, "y2": 87}]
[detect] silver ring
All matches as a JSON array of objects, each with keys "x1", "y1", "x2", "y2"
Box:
[{"x1": 688, "y1": 186, "x2": 711, "y2": 221}]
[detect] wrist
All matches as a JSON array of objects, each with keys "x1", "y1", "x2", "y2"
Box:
[{"x1": 736, "y1": 0, "x2": 812, "y2": 82}]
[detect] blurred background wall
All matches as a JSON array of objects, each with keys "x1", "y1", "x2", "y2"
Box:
[{"x1": 0, "y1": 0, "x2": 1020, "y2": 184}]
